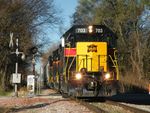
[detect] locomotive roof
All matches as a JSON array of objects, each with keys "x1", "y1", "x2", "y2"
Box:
[{"x1": 61, "y1": 25, "x2": 117, "y2": 39}]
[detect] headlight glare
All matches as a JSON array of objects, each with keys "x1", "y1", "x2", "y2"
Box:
[
  {"x1": 105, "y1": 73, "x2": 111, "y2": 79},
  {"x1": 75, "y1": 73, "x2": 82, "y2": 80}
]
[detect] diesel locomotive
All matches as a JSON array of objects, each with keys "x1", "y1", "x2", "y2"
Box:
[{"x1": 44, "y1": 25, "x2": 119, "y2": 97}]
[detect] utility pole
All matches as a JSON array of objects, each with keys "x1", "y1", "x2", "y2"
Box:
[
  {"x1": 30, "y1": 46, "x2": 38, "y2": 96},
  {"x1": 30, "y1": 46, "x2": 38, "y2": 75},
  {"x1": 32, "y1": 54, "x2": 36, "y2": 75},
  {"x1": 14, "y1": 38, "x2": 19, "y2": 97}
]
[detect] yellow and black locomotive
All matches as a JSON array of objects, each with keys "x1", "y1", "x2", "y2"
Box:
[{"x1": 44, "y1": 25, "x2": 119, "y2": 97}]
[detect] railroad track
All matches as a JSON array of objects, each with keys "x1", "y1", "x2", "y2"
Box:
[
  {"x1": 3, "y1": 89, "x2": 149, "y2": 113},
  {"x1": 105, "y1": 100, "x2": 149, "y2": 113},
  {"x1": 38, "y1": 91, "x2": 150, "y2": 113},
  {"x1": 70, "y1": 97, "x2": 105, "y2": 113},
  {"x1": 71, "y1": 97, "x2": 150, "y2": 113}
]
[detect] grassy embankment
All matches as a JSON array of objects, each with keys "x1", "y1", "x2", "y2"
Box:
[{"x1": 119, "y1": 73, "x2": 149, "y2": 93}]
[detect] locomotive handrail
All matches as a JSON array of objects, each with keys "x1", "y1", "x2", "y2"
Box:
[
  {"x1": 64, "y1": 42, "x2": 71, "y2": 83},
  {"x1": 114, "y1": 50, "x2": 119, "y2": 80},
  {"x1": 76, "y1": 55, "x2": 91, "y2": 71},
  {"x1": 67, "y1": 56, "x2": 76, "y2": 81},
  {"x1": 77, "y1": 55, "x2": 107, "y2": 72},
  {"x1": 109, "y1": 50, "x2": 119, "y2": 80},
  {"x1": 109, "y1": 55, "x2": 116, "y2": 67}
]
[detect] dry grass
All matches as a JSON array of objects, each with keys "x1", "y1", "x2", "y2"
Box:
[
  {"x1": 18, "y1": 86, "x2": 28, "y2": 97},
  {"x1": 0, "y1": 107, "x2": 11, "y2": 113},
  {"x1": 120, "y1": 72, "x2": 149, "y2": 92}
]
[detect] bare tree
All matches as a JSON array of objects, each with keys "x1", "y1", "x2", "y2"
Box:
[
  {"x1": 0, "y1": 0, "x2": 61, "y2": 90},
  {"x1": 72, "y1": 0, "x2": 150, "y2": 89}
]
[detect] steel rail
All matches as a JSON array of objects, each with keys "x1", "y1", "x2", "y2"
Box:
[
  {"x1": 74, "y1": 98, "x2": 107, "y2": 113},
  {"x1": 70, "y1": 96, "x2": 150, "y2": 113},
  {"x1": 76, "y1": 100, "x2": 107, "y2": 113},
  {"x1": 106, "y1": 100, "x2": 150, "y2": 113}
]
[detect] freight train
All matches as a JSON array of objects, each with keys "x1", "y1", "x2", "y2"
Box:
[{"x1": 43, "y1": 25, "x2": 119, "y2": 97}]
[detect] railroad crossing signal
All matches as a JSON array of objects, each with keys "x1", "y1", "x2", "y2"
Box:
[{"x1": 9, "y1": 32, "x2": 14, "y2": 48}]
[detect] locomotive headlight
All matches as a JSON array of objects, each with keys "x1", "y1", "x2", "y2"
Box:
[
  {"x1": 88, "y1": 25, "x2": 93, "y2": 33},
  {"x1": 75, "y1": 73, "x2": 82, "y2": 80},
  {"x1": 104, "y1": 73, "x2": 111, "y2": 80}
]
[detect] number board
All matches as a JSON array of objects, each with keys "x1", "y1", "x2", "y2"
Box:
[
  {"x1": 75, "y1": 28, "x2": 88, "y2": 33},
  {"x1": 75, "y1": 27, "x2": 103, "y2": 34}
]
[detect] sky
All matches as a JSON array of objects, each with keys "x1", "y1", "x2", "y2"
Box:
[
  {"x1": 50, "y1": 0, "x2": 78, "y2": 42},
  {"x1": 54, "y1": 0, "x2": 78, "y2": 27},
  {"x1": 37, "y1": 0, "x2": 78, "y2": 72}
]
